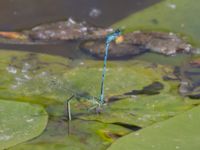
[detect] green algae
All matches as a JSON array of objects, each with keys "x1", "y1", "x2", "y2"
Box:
[{"x1": 9, "y1": 118, "x2": 130, "y2": 150}]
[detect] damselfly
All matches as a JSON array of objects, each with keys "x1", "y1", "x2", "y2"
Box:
[{"x1": 66, "y1": 29, "x2": 122, "y2": 120}]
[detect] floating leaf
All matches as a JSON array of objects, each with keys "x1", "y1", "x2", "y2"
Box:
[
  {"x1": 0, "y1": 100, "x2": 48, "y2": 149},
  {"x1": 108, "y1": 106, "x2": 200, "y2": 150},
  {"x1": 0, "y1": 50, "x2": 71, "y2": 105}
]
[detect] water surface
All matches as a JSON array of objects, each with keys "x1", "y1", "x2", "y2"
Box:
[{"x1": 0, "y1": 0, "x2": 161, "y2": 58}]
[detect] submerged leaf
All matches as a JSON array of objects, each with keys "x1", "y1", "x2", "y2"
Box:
[{"x1": 9, "y1": 118, "x2": 130, "y2": 150}]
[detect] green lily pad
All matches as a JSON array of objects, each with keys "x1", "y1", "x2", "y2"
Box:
[
  {"x1": 0, "y1": 100, "x2": 48, "y2": 149},
  {"x1": 0, "y1": 50, "x2": 71, "y2": 105},
  {"x1": 108, "y1": 106, "x2": 200, "y2": 150},
  {"x1": 113, "y1": 0, "x2": 200, "y2": 46}
]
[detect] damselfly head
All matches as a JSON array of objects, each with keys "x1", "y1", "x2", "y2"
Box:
[
  {"x1": 114, "y1": 29, "x2": 122, "y2": 35},
  {"x1": 107, "y1": 29, "x2": 121, "y2": 37}
]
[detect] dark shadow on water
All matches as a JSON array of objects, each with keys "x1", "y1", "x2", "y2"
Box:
[
  {"x1": 112, "y1": 122, "x2": 141, "y2": 131},
  {"x1": 0, "y1": 0, "x2": 161, "y2": 30},
  {"x1": 0, "y1": 41, "x2": 88, "y2": 59}
]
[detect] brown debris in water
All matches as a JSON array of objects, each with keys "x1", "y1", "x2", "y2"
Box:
[
  {"x1": 178, "y1": 59, "x2": 200, "y2": 99},
  {"x1": 0, "y1": 19, "x2": 195, "y2": 58},
  {"x1": 24, "y1": 18, "x2": 113, "y2": 41},
  {"x1": 0, "y1": 31, "x2": 28, "y2": 40},
  {"x1": 80, "y1": 31, "x2": 194, "y2": 59},
  {"x1": 0, "y1": 18, "x2": 113, "y2": 44}
]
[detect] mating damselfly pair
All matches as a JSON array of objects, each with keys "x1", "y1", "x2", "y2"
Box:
[{"x1": 66, "y1": 29, "x2": 122, "y2": 120}]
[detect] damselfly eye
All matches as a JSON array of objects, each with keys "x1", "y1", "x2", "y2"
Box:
[{"x1": 115, "y1": 29, "x2": 121, "y2": 33}]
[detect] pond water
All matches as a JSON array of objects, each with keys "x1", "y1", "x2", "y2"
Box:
[
  {"x1": 0, "y1": 0, "x2": 161, "y2": 30},
  {"x1": 0, "y1": 0, "x2": 161, "y2": 59}
]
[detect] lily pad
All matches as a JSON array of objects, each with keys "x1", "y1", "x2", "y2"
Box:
[
  {"x1": 0, "y1": 99, "x2": 48, "y2": 149},
  {"x1": 0, "y1": 50, "x2": 72, "y2": 105},
  {"x1": 108, "y1": 106, "x2": 200, "y2": 150},
  {"x1": 113, "y1": 0, "x2": 200, "y2": 47}
]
